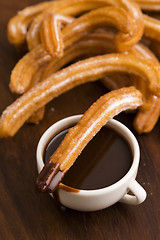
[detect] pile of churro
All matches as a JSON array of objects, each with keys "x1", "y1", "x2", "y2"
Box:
[
  {"x1": 0, "y1": 0, "x2": 160, "y2": 139},
  {"x1": 1, "y1": 0, "x2": 160, "y2": 191}
]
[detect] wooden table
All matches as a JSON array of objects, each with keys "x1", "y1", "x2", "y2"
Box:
[{"x1": 0, "y1": 1, "x2": 160, "y2": 239}]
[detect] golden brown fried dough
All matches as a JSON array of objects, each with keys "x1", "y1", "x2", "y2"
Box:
[
  {"x1": 28, "y1": 34, "x2": 116, "y2": 123},
  {"x1": 0, "y1": 53, "x2": 160, "y2": 138},
  {"x1": 136, "y1": 0, "x2": 160, "y2": 11},
  {"x1": 134, "y1": 97, "x2": 160, "y2": 133},
  {"x1": 40, "y1": 12, "x2": 74, "y2": 57},
  {"x1": 144, "y1": 15, "x2": 160, "y2": 42},
  {"x1": 7, "y1": 1, "x2": 52, "y2": 46},
  {"x1": 26, "y1": 0, "x2": 143, "y2": 51},
  {"x1": 10, "y1": 45, "x2": 52, "y2": 94},
  {"x1": 10, "y1": 31, "x2": 116, "y2": 94},
  {"x1": 37, "y1": 87, "x2": 143, "y2": 193}
]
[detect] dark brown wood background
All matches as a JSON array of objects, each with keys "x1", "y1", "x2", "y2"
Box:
[{"x1": 0, "y1": 1, "x2": 160, "y2": 239}]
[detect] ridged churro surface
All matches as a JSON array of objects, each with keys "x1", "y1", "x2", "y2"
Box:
[{"x1": 37, "y1": 87, "x2": 143, "y2": 192}]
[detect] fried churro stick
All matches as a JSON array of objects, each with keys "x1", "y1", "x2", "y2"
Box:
[
  {"x1": 144, "y1": 15, "x2": 160, "y2": 42},
  {"x1": 39, "y1": 39, "x2": 160, "y2": 104},
  {"x1": 40, "y1": 13, "x2": 74, "y2": 57},
  {"x1": 40, "y1": 6, "x2": 136, "y2": 57},
  {"x1": 26, "y1": 0, "x2": 143, "y2": 51},
  {"x1": 10, "y1": 13, "x2": 74, "y2": 94},
  {"x1": 26, "y1": 0, "x2": 105, "y2": 50},
  {"x1": 130, "y1": 42, "x2": 159, "y2": 62},
  {"x1": 129, "y1": 43, "x2": 159, "y2": 110},
  {"x1": 10, "y1": 27, "x2": 160, "y2": 129},
  {"x1": 10, "y1": 26, "x2": 146, "y2": 93},
  {"x1": 7, "y1": 0, "x2": 102, "y2": 47},
  {"x1": 37, "y1": 87, "x2": 143, "y2": 193},
  {"x1": 39, "y1": 33, "x2": 155, "y2": 83},
  {"x1": 28, "y1": 64, "x2": 48, "y2": 123},
  {"x1": 41, "y1": 39, "x2": 160, "y2": 133},
  {"x1": 129, "y1": 43, "x2": 160, "y2": 133},
  {"x1": 28, "y1": 107, "x2": 45, "y2": 124},
  {"x1": 28, "y1": 36, "x2": 115, "y2": 123},
  {"x1": 7, "y1": 1, "x2": 52, "y2": 46},
  {"x1": 10, "y1": 45, "x2": 52, "y2": 94},
  {"x1": 130, "y1": 43, "x2": 160, "y2": 105},
  {"x1": 9, "y1": 0, "x2": 143, "y2": 48},
  {"x1": 134, "y1": 97, "x2": 160, "y2": 133},
  {"x1": 101, "y1": 42, "x2": 160, "y2": 91},
  {"x1": 40, "y1": 34, "x2": 116, "y2": 81},
  {"x1": 28, "y1": 34, "x2": 116, "y2": 123},
  {"x1": 10, "y1": 30, "x2": 116, "y2": 94},
  {"x1": 136, "y1": 0, "x2": 160, "y2": 11},
  {"x1": 133, "y1": 78, "x2": 157, "y2": 110},
  {"x1": 0, "y1": 53, "x2": 160, "y2": 138}
]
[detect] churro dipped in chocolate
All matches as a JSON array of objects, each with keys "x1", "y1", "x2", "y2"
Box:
[
  {"x1": 0, "y1": 53, "x2": 160, "y2": 138},
  {"x1": 37, "y1": 87, "x2": 143, "y2": 193}
]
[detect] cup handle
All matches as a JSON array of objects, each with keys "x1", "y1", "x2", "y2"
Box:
[{"x1": 120, "y1": 179, "x2": 147, "y2": 205}]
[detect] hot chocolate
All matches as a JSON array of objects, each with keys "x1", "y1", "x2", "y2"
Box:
[{"x1": 44, "y1": 125, "x2": 132, "y2": 190}]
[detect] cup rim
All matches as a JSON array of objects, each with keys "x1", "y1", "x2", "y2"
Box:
[{"x1": 36, "y1": 115, "x2": 140, "y2": 195}]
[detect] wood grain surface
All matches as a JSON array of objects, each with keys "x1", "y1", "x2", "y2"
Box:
[{"x1": 0, "y1": 1, "x2": 160, "y2": 239}]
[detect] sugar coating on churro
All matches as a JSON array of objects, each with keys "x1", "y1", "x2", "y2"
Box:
[
  {"x1": 1, "y1": 53, "x2": 160, "y2": 138},
  {"x1": 1, "y1": 0, "x2": 160, "y2": 139},
  {"x1": 37, "y1": 87, "x2": 142, "y2": 193}
]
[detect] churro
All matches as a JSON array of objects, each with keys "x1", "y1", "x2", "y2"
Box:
[
  {"x1": 28, "y1": 34, "x2": 116, "y2": 123},
  {"x1": 136, "y1": 0, "x2": 160, "y2": 11},
  {"x1": 28, "y1": 65, "x2": 48, "y2": 123},
  {"x1": 129, "y1": 43, "x2": 159, "y2": 110},
  {"x1": 144, "y1": 15, "x2": 160, "y2": 42},
  {"x1": 39, "y1": 35, "x2": 116, "y2": 81},
  {"x1": 39, "y1": 40, "x2": 160, "y2": 115},
  {"x1": 10, "y1": 31, "x2": 116, "y2": 94},
  {"x1": 7, "y1": 1, "x2": 52, "y2": 46},
  {"x1": 134, "y1": 97, "x2": 160, "y2": 133},
  {"x1": 10, "y1": 44, "x2": 52, "y2": 94},
  {"x1": 37, "y1": 87, "x2": 143, "y2": 193},
  {"x1": 40, "y1": 13, "x2": 74, "y2": 57},
  {"x1": 28, "y1": 37, "x2": 115, "y2": 123},
  {"x1": 0, "y1": 53, "x2": 160, "y2": 138},
  {"x1": 28, "y1": 107, "x2": 45, "y2": 124},
  {"x1": 26, "y1": 0, "x2": 143, "y2": 51},
  {"x1": 40, "y1": 6, "x2": 136, "y2": 57}
]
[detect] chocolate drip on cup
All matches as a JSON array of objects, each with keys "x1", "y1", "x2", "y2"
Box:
[{"x1": 37, "y1": 160, "x2": 64, "y2": 193}]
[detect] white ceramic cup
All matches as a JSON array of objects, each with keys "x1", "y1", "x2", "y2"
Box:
[{"x1": 37, "y1": 115, "x2": 146, "y2": 211}]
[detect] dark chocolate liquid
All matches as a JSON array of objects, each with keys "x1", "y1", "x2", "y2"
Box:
[{"x1": 44, "y1": 126, "x2": 132, "y2": 190}]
